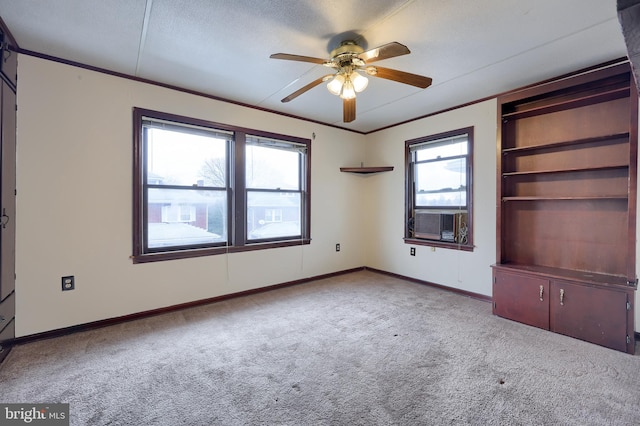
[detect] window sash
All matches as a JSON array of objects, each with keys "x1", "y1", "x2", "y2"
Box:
[
  {"x1": 414, "y1": 157, "x2": 468, "y2": 208},
  {"x1": 142, "y1": 117, "x2": 233, "y2": 140},
  {"x1": 245, "y1": 144, "x2": 302, "y2": 190},
  {"x1": 246, "y1": 134, "x2": 307, "y2": 154}
]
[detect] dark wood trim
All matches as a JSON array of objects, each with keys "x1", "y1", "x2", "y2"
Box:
[
  {"x1": 304, "y1": 140, "x2": 312, "y2": 241},
  {"x1": 132, "y1": 108, "x2": 144, "y2": 257},
  {"x1": 501, "y1": 87, "x2": 630, "y2": 121},
  {"x1": 498, "y1": 62, "x2": 632, "y2": 105},
  {"x1": 365, "y1": 267, "x2": 492, "y2": 302},
  {"x1": 131, "y1": 239, "x2": 312, "y2": 264},
  {"x1": 16, "y1": 47, "x2": 630, "y2": 135},
  {"x1": 404, "y1": 142, "x2": 413, "y2": 240},
  {"x1": 467, "y1": 128, "x2": 475, "y2": 249},
  {"x1": 17, "y1": 48, "x2": 366, "y2": 135},
  {"x1": 7, "y1": 266, "x2": 498, "y2": 349},
  {"x1": 627, "y1": 80, "x2": 638, "y2": 281},
  {"x1": 11, "y1": 267, "x2": 366, "y2": 346},
  {"x1": 495, "y1": 84, "x2": 503, "y2": 264},
  {"x1": 372, "y1": 58, "x2": 632, "y2": 134},
  {"x1": 232, "y1": 132, "x2": 246, "y2": 247},
  {"x1": 403, "y1": 238, "x2": 474, "y2": 252}
]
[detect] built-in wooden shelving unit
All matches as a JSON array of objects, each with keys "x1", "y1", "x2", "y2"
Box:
[{"x1": 492, "y1": 61, "x2": 638, "y2": 354}]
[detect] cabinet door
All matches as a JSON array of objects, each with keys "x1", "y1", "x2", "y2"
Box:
[
  {"x1": 493, "y1": 270, "x2": 549, "y2": 329},
  {"x1": 0, "y1": 81, "x2": 15, "y2": 301},
  {"x1": 550, "y1": 281, "x2": 629, "y2": 352}
]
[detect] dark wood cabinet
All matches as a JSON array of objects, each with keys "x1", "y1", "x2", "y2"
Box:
[
  {"x1": 493, "y1": 61, "x2": 638, "y2": 354},
  {"x1": 493, "y1": 265, "x2": 634, "y2": 353},
  {"x1": 493, "y1": 269, "x2": 549, "y2": 330},
  {"x1": 549, "y1": 280, "x2": 630, "y2": 353},
  {"x1": 0, "y1": 25, "x2": 16, "y2": 361}
]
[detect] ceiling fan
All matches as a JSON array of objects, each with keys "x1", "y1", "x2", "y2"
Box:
[{"x1": 270, "y1": 40, "x2": 432, "y2": 123}]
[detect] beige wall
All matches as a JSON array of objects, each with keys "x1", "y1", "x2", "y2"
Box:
[
  {"x1": 15, "y1": 55, "x2": 367, "y2": 336},
  {"x1": 361, "y1": 100, "x2": 498, "y2": 297},
  {"x1": 14, "y1": 54, "x2": 640, "y2": 336}
]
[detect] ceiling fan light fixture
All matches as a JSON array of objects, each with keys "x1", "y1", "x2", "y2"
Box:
[
  {"x1": 327, "y1": 74, "x2": 345, "y2": 96},
  {"x1": 350, "y1": 71, "x2": 369, "y2": 92},
  {"x1": 340, "y1": 79, "x2": 356, "y2": 99}
]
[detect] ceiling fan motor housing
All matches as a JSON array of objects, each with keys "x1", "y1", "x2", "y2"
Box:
[{"x1": 329, "y1": 40, "x2": 366, "y2": 68}]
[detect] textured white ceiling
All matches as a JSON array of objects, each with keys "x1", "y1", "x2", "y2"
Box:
[{"x1": 0, "y1": 0, "x2": 629, "y2": 133}]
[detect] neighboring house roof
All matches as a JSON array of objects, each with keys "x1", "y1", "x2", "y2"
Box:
[
  {"x1": 148, "y1": 223, "x2": 223, "y2": 248},
  {"x1": 148, "y1": 188, "x2": 219, "y2": 204},
  {"x1": 148, "y1": 188, "x2": 299, "y2": 208},
  {"x1": 247, "y1": 191, "x2": 300, "y2": 208}
]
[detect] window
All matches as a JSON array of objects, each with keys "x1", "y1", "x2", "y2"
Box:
[
  {"x1": 264, "y1": 209, "x2": 283, "y2": 223},
  {"x1": 245, "y1": 135, "x2": 304, "y2": 242},
  {"x1": 405, "y1": 127, "x2": 473, "y2": 250},
  {"x1": 133, "y1": 108, "x2": 311, "y2": 262},
  {"x1": 161, "y1": 204, "x2": 196, "y2": 223}
]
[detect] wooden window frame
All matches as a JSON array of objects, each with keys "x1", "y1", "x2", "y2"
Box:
[
  {"x1": 132, "y1": 108, "x2": 311, "y2": 263},
  {"x1": 404, "y1": 127, "x2": 474, "y2": 251}
]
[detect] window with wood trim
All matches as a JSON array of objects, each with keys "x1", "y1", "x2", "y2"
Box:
[
  {"x1": 132, "y1": 108, "x2": 311, "y2": 263},
  {"x1": 405, "y1": 127, "x2": 473, "y2": 250}
]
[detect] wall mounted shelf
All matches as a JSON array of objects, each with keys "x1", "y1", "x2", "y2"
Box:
[{"x1": 340, "y1": 166, "x2": 394, "y2": 174}]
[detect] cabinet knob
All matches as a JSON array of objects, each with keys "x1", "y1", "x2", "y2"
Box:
[{"x1": 560, "y1": 288, "x2": 565, "y2": 306}]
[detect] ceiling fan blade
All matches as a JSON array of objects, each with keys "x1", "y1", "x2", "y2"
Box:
[
  {"x1": 343, "y1": 98, "x2": 356, "y2": 123},
  {"x1": 366, "y1": 66, "x2": 432, "y2": 89},
  {"x1": 281, "y1": 75, "x2": 333, "y2": 103},
  {"x1": 358, "y1": 42, "x2": 411, "y2": 64},
  {"x1": 270, "y1": 53, "x2": 327, "y2": 65}
]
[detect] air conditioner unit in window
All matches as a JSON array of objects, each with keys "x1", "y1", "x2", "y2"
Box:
[{"x1": 413, "y1": 210, "x2": 467, "y2": 243}]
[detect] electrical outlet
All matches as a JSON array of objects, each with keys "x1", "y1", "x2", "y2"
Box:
[
  {"x1": 336, "y1": 243, "x2": 341, "y2": 252},
  {"x1": 62, "y1": 276, "x2": 75, "y2": 291},
  {"x1": 410, "y1": 247, "x2": 416, "y2": 256}
]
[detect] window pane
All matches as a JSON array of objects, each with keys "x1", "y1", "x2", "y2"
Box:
[
  {"x1": 147, "y1": 188, "x2": 227, "y2": 248},
  {"x1": 416, "y1": 139, "x2": 467, "y2": 161},
  {"x1": 246, "y1": 145, "x2": 300, "y2": 190},
  {"x1": 415, "y1": 158, "x2": 467, "y2": 207},
  {"x1": 415, "y1": 190, "x2": 466, "y2": 207},
  {"x1": 146, "y1": 127, "x2": 227, "y2": 187},
  {"x1": 247, "y1": 191, "x2": 301, "y2": 240}
]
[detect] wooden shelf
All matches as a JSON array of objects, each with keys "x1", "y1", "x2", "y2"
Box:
[
  {"x1": 502, "y1": 195, "x2": 628, "y2": 201},
  {"x1": 502, "y1": 164, "x2": 628, "y2": 177},
  {"x1": 340, "y1": 166, "x2": 394, "y2": 174},
  {"x1": 502, "y1": 133, "x2": 630, "y2": 154},
  {"x1": 502, "y1": 87, "x2": 630, "y2": 121}
]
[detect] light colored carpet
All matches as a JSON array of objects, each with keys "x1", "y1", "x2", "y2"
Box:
[{"x1": 1, "y1": 270, "x2": 639, "y2": 425}]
